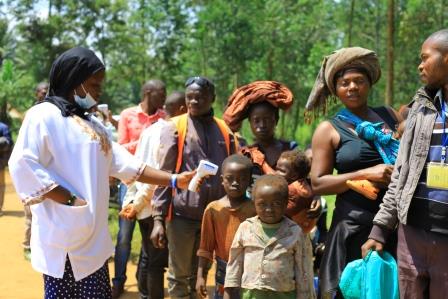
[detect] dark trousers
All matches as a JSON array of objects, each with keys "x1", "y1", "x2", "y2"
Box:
[
  {"x1": 138, "y1": 217, "x2": 168, "y2": 299},
  {"x1": 397, "y1": 224, "x2": 448, "y2": 299},
  {"x1": 166, "y1": 216, "x2": 201, "y2": 299}
]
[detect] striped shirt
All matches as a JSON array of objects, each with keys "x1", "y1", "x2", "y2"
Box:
[{"x1": 407, "y1": 89, "x2": 448, "y2": 235}]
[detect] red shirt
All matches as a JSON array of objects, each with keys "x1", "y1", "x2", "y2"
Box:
[{"x1": 118, "y1": 104, "x2": 166, "y2": 154}]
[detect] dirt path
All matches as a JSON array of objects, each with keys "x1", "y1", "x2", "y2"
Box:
[
  {"x1": 0, "y1": 172, "x2": 215, "y2": 299},
  {"x1": 0, "y1": 171, "x2": 140, "y2": 299}
]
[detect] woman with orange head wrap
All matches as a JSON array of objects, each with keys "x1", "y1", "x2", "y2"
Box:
[
  {"x1": 223, "y1": 80, "x2": 322, "y2": 233},
  {"x1": 224, "y1": 80, "x2": 295, "y2": 174}
]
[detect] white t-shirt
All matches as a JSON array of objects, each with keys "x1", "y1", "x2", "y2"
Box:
[
  {"x1": 123, "y1": 118, "x2": 167, "y2": 220},
  {"x1": 8, "y1": 102, "x2": 145, "y2": 281}
]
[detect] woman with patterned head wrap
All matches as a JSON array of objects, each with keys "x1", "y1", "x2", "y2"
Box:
[{"x1": 306, "y1": 47, "x2": 402, "y2": 298}]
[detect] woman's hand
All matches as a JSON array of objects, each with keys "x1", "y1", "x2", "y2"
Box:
[
  {"x1": 360, "y1": 164, "x2": 393, "y2": 184},
  {"x1": 176, "y1": 170, "x2": 196, "y2": 190}
]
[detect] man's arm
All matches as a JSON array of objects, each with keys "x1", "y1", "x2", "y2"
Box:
[
  {"x1": 150, "y1": 122, "x2": 179, "y2": 248},
  {"x1": 117, "y1": 109, "x2": 130, "y2": 146},
  {"x1": 151, "y1": 122, "x2": 179, "y2": 219}
]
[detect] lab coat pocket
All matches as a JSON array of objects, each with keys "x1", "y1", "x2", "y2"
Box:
[{"x1": 46, "y1": 201, "x2": 95, "y2": 249}]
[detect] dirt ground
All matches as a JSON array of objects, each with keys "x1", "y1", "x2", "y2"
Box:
[{"x1": 0, "y1": 172, "x2": 213, "y2": 299}]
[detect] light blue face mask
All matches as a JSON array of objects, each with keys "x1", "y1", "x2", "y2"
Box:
[{"x1": 74, "y1": 84, "x2": 97, "y2": 109}]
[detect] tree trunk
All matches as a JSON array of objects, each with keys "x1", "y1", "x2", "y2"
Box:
[
  {"x1": 347, "y1": 0, "x2": 356, "y2": 46},
  {"x1": 441, "y1": 0, "x2": 446, "y2": 27},
  {"x1": 0, "y1": 102, "x2": 9, "y2": 125},
  {"x1": 375, "y1": 0, "x2": 381, "y2": 53},
  {"x1": 385, "y1": 0, "x2": 394, "y2": 106},
  {"x1": 48, "y1": 0, "x2": 52, "y2": 18}
]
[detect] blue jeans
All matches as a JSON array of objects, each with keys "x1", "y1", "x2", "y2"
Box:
[{"x1": 112, "y1": 183, "x2": 136, "y2": 288}]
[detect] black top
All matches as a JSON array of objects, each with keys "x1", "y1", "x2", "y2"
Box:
[
  {"x1": 329, "y1": 107, "x2": 397, "y2": 213},
  {"x1": 319, "y1": 107, "x2": 398, "y2": 296}
]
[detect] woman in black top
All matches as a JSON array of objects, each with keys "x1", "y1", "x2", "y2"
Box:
[{"x1": 306, "y1": 47, "x2": 402, "y2": 298}]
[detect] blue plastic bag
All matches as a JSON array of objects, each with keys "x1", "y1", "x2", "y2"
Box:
[{"x1": 339, "y1": 250, "x2": 399, "y2": 299}]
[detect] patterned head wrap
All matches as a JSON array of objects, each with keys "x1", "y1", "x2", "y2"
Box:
[{"x1": 305, "y1": 47, "x2": 381, "y2": 120}]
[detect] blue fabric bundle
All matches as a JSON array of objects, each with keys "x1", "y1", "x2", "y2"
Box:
[{"x1": 336, "y1": 109, "x2": 399, "y2": 165}]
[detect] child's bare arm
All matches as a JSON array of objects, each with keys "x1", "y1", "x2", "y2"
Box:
[
  {"x1": 196, "y1": 206, "x2": 216, "y2": 298},
  {"x1": 196, "y1": 257, "x2": 211, "y2": 298}
]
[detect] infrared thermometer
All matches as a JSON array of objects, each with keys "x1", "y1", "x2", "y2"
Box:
[{"x1": 188, "y1": 160, "x2": 219, "y2": 192}]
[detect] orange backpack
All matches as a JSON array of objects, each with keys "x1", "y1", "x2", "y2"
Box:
[{"x1": 166, "y1": 113, "x2": 238, "y2": 220}]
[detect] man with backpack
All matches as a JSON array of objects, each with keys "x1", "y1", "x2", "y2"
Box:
[{"x1": 150, "y1": 77, "x2": 237, "y2": 299}]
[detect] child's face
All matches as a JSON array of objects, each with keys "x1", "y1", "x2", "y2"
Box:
[
  {"x1": 222, "y1": 162, "x2": 251, "y2": 199},
  {"x1": 254, "y1": 185, "x2": 287, "y2": 224},
  {"x1": 276, "y1": 158, "x2": 299, "y2": 184},
  {"x1": 248, "y1": 104, "x2": 277, "y2": 142}
]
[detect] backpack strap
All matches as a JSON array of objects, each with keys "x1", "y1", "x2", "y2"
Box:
[
  {"x1": 165, "y1": 113, "x2": 188, "y2": 221},
  {"x1": 170, "y1": 113, "x2": 189, "y2": 173},
  {"x1": 167, "y1": 114, "x2": 237, "y2": 221},
  {"x1": 213, "y1": 116, "x2": 239, "y2": 155}
]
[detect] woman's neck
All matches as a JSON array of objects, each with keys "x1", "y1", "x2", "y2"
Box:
[{"x1": 347, "y1": 105, "x2": 369, "y2": 119}]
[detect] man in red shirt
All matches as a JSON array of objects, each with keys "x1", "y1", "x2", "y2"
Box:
[
  {"x1": 112, "y1": 79, "x2": 167, "y2": 298},
  {"x1": 118, "y1": 79, "x2": 167, "y2": 154}
]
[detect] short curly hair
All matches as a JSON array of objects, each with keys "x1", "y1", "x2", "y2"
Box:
[
  {"x1": 278, "y1": 149, "x2": 311, "y2": 179},
  {"x1": 222, "y1": 154, "x2": 253, "y2": 175},
  {"x1": 252, "y1": 174, "x2": 289, "y2": 202}
]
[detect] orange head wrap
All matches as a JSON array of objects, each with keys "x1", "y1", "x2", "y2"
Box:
[{"x1": 223, "y1": 81, "x2": 293, "y2": 132}]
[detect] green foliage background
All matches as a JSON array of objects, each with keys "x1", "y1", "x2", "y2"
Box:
[{"x1": 1, "y1": 0, "x2": 446, "y2": 143}]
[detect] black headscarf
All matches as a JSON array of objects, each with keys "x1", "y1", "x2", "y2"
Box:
[{"x1": 42, "y1": 47, "x2": 105, "y2": 119}]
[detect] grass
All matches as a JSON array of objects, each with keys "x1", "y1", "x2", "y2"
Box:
[
  {"x1": 108, "y1": 204, "x2": 142, "y2": 264},
  {"x1": 323, "y1": 194, "x2": 336, "y2": 229}
]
